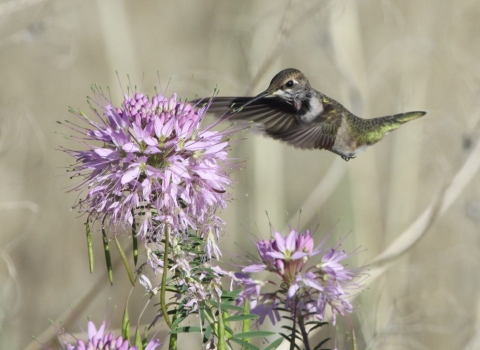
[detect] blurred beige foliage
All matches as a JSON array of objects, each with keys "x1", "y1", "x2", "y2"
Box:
[{"x1": 0, "y1": 0, "x2": 479, "y2": 349}]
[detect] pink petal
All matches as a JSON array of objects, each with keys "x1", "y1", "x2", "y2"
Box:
[{"x1": 121, "y1": 167, "x2": 140, "y2": 184}]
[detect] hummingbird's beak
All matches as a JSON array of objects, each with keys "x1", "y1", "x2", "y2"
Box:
[{"x1": 232, "y1": 90, "x2": 272, "y2": 113}]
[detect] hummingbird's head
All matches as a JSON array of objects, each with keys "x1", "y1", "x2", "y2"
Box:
[
  {"x1": 266, "y1": 68, "x2": 310, "y2": 100},
  {"x1": 235, "y1": 69, "x2": 311, "y2": 112},
  {"x1": 265, "y1": 68, "x2": 311, "y2": 111}
]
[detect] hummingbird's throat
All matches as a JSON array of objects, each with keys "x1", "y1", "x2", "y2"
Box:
[
  {"x1": 296, "y1": 95, "x2": 324, "y2": 124},
  {"x1": 293, "y1": 98, "x2": 302, "y2": 111}
]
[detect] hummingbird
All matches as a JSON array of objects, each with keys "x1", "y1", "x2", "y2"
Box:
[{"x1": 196, "y1": 68, "x2": 426, "y2": 161}]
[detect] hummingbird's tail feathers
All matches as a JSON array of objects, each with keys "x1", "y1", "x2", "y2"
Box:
[
  {"x1": 392, "y1": 111, "x2": 426, "y2": 124},
  {"x1": 357, "y1": 111, "x2": 426, "y2": 145},
  {"x1": 381, "y1": 111, "x2": 426, "y2": 134},
  {"x1": 373, "y1": 111, "x2": 426, "y2": 133}
]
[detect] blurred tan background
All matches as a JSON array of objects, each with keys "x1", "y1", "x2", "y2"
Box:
[{"x1": 1, "y1": 0, "x2": 479, "y2": 349}]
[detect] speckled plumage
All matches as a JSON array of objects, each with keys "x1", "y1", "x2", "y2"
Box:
[{"x1": 198, "y1": 68, "x2": 426, "y2": 160}]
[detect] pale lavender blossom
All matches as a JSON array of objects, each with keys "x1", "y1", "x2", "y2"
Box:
[
  {"x1": 62, "y1": 86, "x2": 234, "y2": 243},
  {"x1": 234, "y1": 273, "x2": 262, "y2": 305},
  {"x1": 59, "y1": 320, "x2": 161, "y2": 350},
  {"x1": 252, "y1": 296, "x2": 281, "y2": 325},
  {"x1": 238, "y1": 228, "x2": 363, "y2": 325},
  {"x1": 168, "y1": 252, "x2": 233, "y2": 314}
]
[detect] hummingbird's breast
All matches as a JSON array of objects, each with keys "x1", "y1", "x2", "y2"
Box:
[{"x1": 331, "y1": 119, "x2": 368, "y2": 158}]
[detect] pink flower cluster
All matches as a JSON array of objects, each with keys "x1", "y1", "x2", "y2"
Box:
[
  {"x1": 60, "y1": 321, "x2": 161, "y2": 350},
  {"x1": 237, "y1": 229, "x2": 362, "y2": 325},
  {"x1": 64, "y1": 87, "x2": 232, "y2": 241}
]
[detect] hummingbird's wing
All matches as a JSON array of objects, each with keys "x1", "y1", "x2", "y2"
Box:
[
  {"x1": 198, "y1": 96, "x2": 300, "y2": 134},
  {"x1": 272, "y1": 109, "x2": 342, "y2": 150},
  {"x1": 196, "y1": 96, "x2": 342, "y2": 150}
]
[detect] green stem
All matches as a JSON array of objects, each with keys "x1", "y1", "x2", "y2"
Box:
[
  {"x1": 160, "y1": 226, "x2": 172, "y2": 328},
  {"x1": 223, "y1": 310, "x2": 231, "y2": 337},
  {"x1": 168, "y1": 313, "x2": 178, "y2": 350},
  {"x1": 242, "y1": 297, "x2": 251, "y2": 344},
  {"x1": 131, "y1": 212, "x2": 138, "y2": 266},
  {"x1": 203, "y1": 306, "x2": 217, "y2": 334},
  {"x1": 289, "y1": 302, "x2": 297, "y2": 350},
  {"x1": 217, "y1": 303, "x2": 226, "y2": 350},
  {"x1": 298, "y1": 316, "x2": 310, "y2": 350}
]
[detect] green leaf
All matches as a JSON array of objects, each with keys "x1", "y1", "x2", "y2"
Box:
[
  {"x1": 170, "y1": 326, "x2": 204, "y2": 334},
  {"x1": 222, "y1": 289, "x2": 243, "y2": 299},
  {"x1": 86, "y1": 222, "x2": 94, "y2": 273},
  {"x1": 171, "y1": 315, "x2": 186, "y2": 329},
  {"x1": 305, "y1": 321, "x2": 328, "y2": 327},
  {"x1": 228, "y1": 338, "x2": 260, "y2": 350},
  {"x1": 279, "y1": 334, "x2": 301, "y2": 350},
  {"x1": 222, "y1": 304, "x2": 245, "y2": 312},
  {"x1": 281, "y1": 325, "x2": 295, "y2": 331},
  {"x1": 275, "y1": 307, "x2": 289, "y2": 312},
  {"x1": 281, "y1": 325, "x2": 301, "y2": 338},
  {"x1": 307, "y1": 322, "x2": 327, "y2": 333},
  {"x1": 101, "y1": 226, "x2": 113, "y2": 285},
  {"x1": 207, "y1": 299, "x2": 244, "y2": 312},
  {"x1": 203, "y1": 325, "x2": 212, "y2": 344},
  {"x1": 224, "y1": 314, "x2": 259, "y2": 322},
  {"x1": 200, "y1": 306, "x2": 206, "y2": 325},
  {"x1": 264, "y1": 337, "x2": 284, "y2": 350},
  {"x1": 207, "y1": 300, "x2": 219, "y2": 307},
  {"x1": 121, "y1": 307, "x2": 130, "y2": 343},
  {"x1": 313, "y1": 337, "x2": 331, "y2": 350},
  {"x1": 114, "y1": 236, "x2": 135, "y2": 286},
  {"x1": 203, "y1": 305, "x2": 216, "y2": 326},
  {"x1": 224, "y1": 325, "x2": 235, "y2": 336},
  {"x1": 232, "y1": 331, "x2": 276, "y2": 338}
]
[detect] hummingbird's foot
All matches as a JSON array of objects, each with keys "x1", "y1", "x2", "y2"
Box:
[{"x1": 341, "y1": 155, "x2": 356, "y2": 162}]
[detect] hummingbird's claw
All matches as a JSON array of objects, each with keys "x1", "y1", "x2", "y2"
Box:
[{"x1": 341, "y1": 155, "x2": 356, "y2": 161}]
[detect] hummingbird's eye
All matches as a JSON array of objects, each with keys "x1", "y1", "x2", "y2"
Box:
[{"x1": 285, "y1": 80, "x2": 295, "y2": 88}]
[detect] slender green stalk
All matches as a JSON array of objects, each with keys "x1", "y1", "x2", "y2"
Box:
[
  {"x1": 160, "y1": 226, "x2": 172, "y2": 328},
  {"x1": 168, "y1": 313, "x2": 178, "y2": 350},
  {"x1": 298, "y1": 316, "x2": 310, "y2": 350},
  {"x1": 131, "y1": 212, "x2": 138, "y2": 266},
  {"x1": 203, "y1": 305, "x2": 218, "y2": 334},
  {"x1": 242, "y1": 297, "x2": 251, "y2": 344},
  {"x1": 289, "y1": 303, "x2": 297, "y2": 350},
  {"x1": 217, "y1": 303, "x2": 226, "y2": 350}
]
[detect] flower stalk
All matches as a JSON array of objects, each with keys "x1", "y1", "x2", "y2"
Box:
[
  {"x1": 289, "y1": 302, "x2": 297, "y2": 350},
  {"x1": 161, "y1": 225, "x2": 172, "y2": 329},
  {"x1": 298, "y1": 315, "x2": 311, "y2": 350}
]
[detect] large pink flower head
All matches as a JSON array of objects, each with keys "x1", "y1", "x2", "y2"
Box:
[
  {"x1": 243, "y1": 229, "x2": 315, "y2": 283},
  {"x1": 240, "y1": 228, "x2": 364, "y2": 325},
  {"x1": 60, "y1": 321, "x2": 161, "y2": 350},
  {"x1": 63, "y1": 85, "x2": 234, "y2": 241}
]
